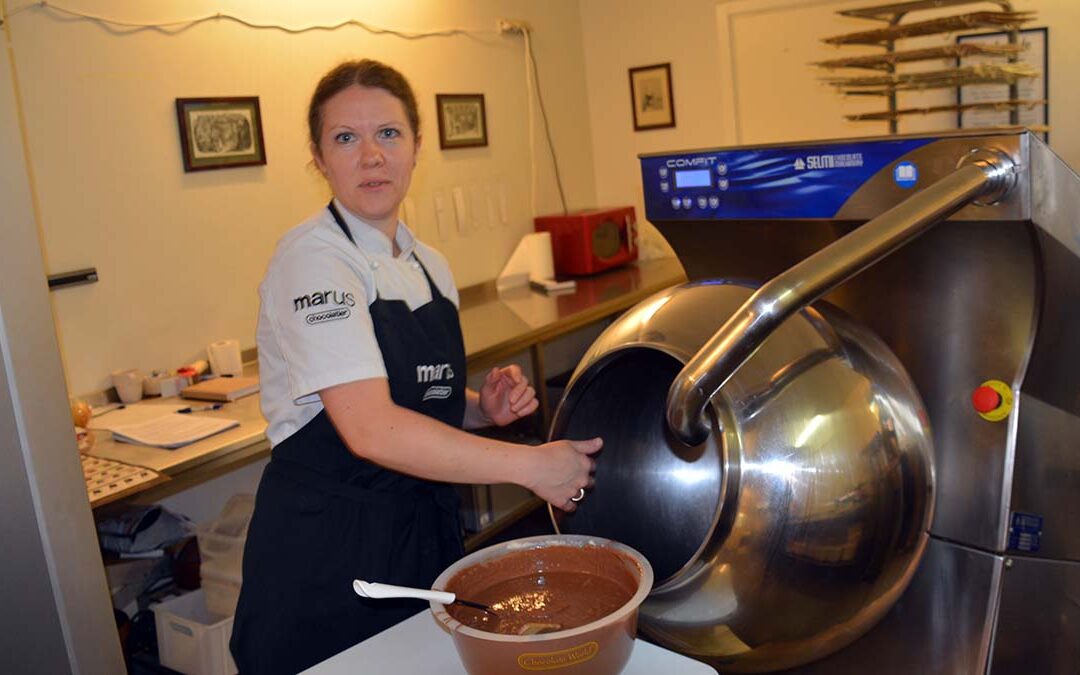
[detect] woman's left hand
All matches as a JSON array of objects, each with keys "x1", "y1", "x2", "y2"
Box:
[{"x1": 479, "y1": 365, "x2": 539, "y2": 427}]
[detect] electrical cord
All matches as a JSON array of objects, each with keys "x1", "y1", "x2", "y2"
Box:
[
  {"x1": 523, "y1": 26, "x2": 569, "y2": 216},
  {"x1": 2, "y1": 3, "x2": 571, "y2": 216},
  {"x1": 2, "y1": 1, "x2": 499, "y2": 38},
  {"x1": 522, "y1": 27, "x2": 539, "y2": 220}
]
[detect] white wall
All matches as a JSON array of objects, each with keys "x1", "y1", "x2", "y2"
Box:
[
  {"x1": 581, "y1": 0, "x2": 1080, "y2": 232},
  {"x1": 12, "y1": 0, "x2": 1080, "y2": 397},
  {"x1": 579, "y1": 0, "x2": 727, "y2": 259},
  {"x1": 4, "y1": 0, "x2": 596, "y2": 396}
]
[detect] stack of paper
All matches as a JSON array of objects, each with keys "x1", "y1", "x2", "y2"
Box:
[{"x1": 108, "y1": 414, "x2": 239, "y2": 449}]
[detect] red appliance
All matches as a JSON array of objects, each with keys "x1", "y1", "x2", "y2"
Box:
[{"x1": 534, "y1": 206, "x2": 638, "y2": 276}]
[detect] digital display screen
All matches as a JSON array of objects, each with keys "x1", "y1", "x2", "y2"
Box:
[{"x1": 674, "y1": 169, "x2": 712, "y2": 189}]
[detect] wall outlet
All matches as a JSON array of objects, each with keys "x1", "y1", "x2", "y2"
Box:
[{"x1": 497, "y1": 18, "x2": 530, "y2": 34}]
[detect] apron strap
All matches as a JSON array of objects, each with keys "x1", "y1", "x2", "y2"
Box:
[
  {"x1": 327, "y1": 200, "x2": 356, "y2": 246},
  {"x1": 326, "y1": 199, "x2": 444, "y2": 303}
]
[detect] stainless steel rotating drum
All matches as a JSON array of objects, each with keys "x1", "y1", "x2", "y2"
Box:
[
  {"x1": 550, "y1": 281, "x2": 934, "y2": 672},
  {"x1": 549, "y1": 133, "x2": 1054, "y2": 672}
]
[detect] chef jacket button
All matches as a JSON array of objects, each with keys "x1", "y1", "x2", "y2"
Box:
[
  {"x1": 411, "y1": 261, "x2": 420, "y2": 270},
  {"x1": 371, "y1": 261, "x2": 380, "y2": 269}
]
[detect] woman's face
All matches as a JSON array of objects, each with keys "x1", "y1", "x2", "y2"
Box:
[{"x1": 312, "y1": 85, "x2": 419, "y2": 234}]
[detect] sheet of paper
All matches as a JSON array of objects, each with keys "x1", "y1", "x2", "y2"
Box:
[
  {"x1": 88, "y1": 403, "x2": 186, "y2": 430},
  {"x1": 108, "y1": 414, "x2": 239, "y2": 449}
]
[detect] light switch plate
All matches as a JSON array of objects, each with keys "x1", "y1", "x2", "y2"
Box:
[
  {"x1": 498, "y1": 183, "x2": 509, "y2": 226},
  {"x1": 452, "y1": 186, "x2": 469, "y2": 234},
  {"x1": 486, "y1": 185, "x2": 499, "y2": 230},
  {"x1": 470, "y1": 185, "x2": 487, "y2": 231},
  {"x1": 433, "y1": 191, "x2": 453, "y2": 240}
]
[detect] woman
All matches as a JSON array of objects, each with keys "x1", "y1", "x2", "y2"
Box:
[{"x1": 229, "y1": 60, "x2": 601, "y2": 674}]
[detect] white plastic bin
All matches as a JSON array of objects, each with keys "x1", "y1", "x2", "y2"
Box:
[
  {"x1": 201, "y1": 567, "x2": 242, "y2": 618},
  {"x1": 197, "y1": 493, "x2": 254, "y2": 577},
  {"x1": 152, "y1": 589, "x2": 238, "y2": 675}
]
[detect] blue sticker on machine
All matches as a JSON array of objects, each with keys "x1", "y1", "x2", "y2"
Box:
[
  {"x1": 639, "y1": 137, "x2": 935, "y2": 220},
  {"x1": 1008, "y1": 512, "x2": 1043, "y2": 552},
  {"x1": 894, "y1": 162, "x2": 918, "y2": 189}
]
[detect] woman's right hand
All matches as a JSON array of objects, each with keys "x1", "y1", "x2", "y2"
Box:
[{"x1": 524, "y1": 438, "x2": 603, "y2": 512}]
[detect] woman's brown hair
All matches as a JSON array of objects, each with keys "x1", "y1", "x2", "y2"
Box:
[{"x1": 308, "y1": 59, "x2": 420, "y2": 151}]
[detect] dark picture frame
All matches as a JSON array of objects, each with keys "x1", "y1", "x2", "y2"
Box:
[
  {"x1": 956, "y1": 27, "x2": 1048, "y2": 143},
  {"x1": 175, "y1": 97, "x2": 267, "y2": 172},
  {"x1": 629, "y1": 63, "x2": 675, "y2": 131},
  {"x1": 436, "y1": 94, "x2": 488, "y2": 149}
]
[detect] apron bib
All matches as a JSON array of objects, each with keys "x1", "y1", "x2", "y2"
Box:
[{"x1": 230, "y1": 203, "x2": 467, "y2": 675}]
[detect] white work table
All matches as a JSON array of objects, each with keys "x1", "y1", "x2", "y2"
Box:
[{"x1": 302, "y1": 611, "x2": 717, "y2": 674}]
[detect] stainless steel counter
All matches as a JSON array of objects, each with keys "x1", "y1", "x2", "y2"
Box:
[{"x1": 84, "y1": 258, "x2": 687, "y2": 507}]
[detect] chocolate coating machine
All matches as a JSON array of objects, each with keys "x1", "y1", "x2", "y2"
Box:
[{"x1": 551, "y1": 130, "x2": 1080, "y2": 673}]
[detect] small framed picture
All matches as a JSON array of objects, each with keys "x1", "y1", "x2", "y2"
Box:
[
  {"x1": 629, "y1": 63, "x2": 675, "y2": 131},
  {"x1": 175, "y1": 97, "x2": 267, "y2": 172},
  {"x1": 436, "y1": 94, "x2": 488, "y2": 149}
]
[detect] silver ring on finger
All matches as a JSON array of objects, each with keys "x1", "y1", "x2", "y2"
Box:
[{"x1": 570, "y1": 487, "x2": 586, "y2": 503}]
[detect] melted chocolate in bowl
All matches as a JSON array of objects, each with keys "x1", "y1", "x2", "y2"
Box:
[{"x1": 444, "y1": 545, "x2": 639, "y2": 635}]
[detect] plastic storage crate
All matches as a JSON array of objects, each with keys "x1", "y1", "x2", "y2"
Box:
[
  {"x1": 152, "y1": 589, "x2": 238, "y2": 675},
  {"x1": 201, "y1": 567, "x2": 242, "y2": 618},
  {"x1": 197, "y1": 494, "x2": 254, "y2": 578}
]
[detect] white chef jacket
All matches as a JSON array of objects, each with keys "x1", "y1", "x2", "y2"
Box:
[{"x1": 256, "y1": 200, "x2": 459, "y2": 446}]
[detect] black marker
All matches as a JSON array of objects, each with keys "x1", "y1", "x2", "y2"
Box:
[{"x1": 177, "y1": 403, "x2": 224, "y2": 414}]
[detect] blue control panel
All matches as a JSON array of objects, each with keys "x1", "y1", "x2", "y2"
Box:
[{"x1": 640, "y1": 137, "x2": 936, "y2": 221}]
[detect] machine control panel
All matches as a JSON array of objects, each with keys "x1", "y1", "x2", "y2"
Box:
[{"x1": 640, "y1": 137, "x2": 941, "y2": 222}]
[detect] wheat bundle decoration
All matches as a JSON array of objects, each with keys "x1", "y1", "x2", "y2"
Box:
[
  {"x1": 813, "y1": 0, "x2": 1041, "y2": 134},
  {"x1": 823, "y1": 11, "x2": 1034, "y2": 46},
  {"x1": 815, "y1": 43, "x2": 1024, "y2": 70},
  {"x1": 844, "y1": 98, "x2": 1047, "y2": 122},
  {"x1": 825, "y1": 63, "x2": 1038, "y2": 93}
]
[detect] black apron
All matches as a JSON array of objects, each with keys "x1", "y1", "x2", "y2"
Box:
[{"x1": 230, "y1": 203, "x2": 467, "y2": 675}]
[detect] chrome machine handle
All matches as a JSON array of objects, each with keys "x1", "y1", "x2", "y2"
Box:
[{"x1": 666, "y1": 148, "x2": 1019, "y2": 446}]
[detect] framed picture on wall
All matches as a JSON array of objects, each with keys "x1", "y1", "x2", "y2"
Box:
[
  {"x1": 956, "y1": 28, "x2": 1048, "y2": 142},
  {"x1": 436, "y1": 94, "x2": 488, "y2": 149},
  {"x1": 629, "y1": 63, "x2": 675, "y2": 131},
  {"x1": 175, "y1": 97, "x2": 267, "y2": 172}
]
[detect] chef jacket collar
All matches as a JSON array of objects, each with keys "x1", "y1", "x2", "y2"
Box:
[{"x1": 332, "y1": 198, "x2": 417, "y2": 260}]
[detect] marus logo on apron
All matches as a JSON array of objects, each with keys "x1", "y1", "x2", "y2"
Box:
[{"x1": 417, "y1": 362, "x2": 454, "y2": 400}]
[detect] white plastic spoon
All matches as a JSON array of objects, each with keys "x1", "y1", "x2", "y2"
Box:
[{"x1": 353, "y1": 579, "x2": 498, "y2": 617}]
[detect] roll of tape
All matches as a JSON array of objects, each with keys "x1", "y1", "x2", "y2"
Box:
[{"x1": 207, "y1": 339, "x2": 243, "y2": 376}]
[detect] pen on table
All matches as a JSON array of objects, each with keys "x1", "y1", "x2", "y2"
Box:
[
  {"x1": 90, "y1": 403, "x2": 125, "y2": 418},
  {"x1": 177, "y1": 404, "x2": 223, "y2": 414}
]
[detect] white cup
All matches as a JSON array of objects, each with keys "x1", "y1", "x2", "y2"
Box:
[
  {"x1": 111, "y1": 368, "x2": 144, "y2": 404},
  {"x1": 207, "y1": 339, "x2": 243, "y2": 376}
]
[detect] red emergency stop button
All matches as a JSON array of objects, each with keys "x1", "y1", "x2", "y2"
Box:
[
  {"x1": 972, "y1": 380, "x2": 1012, "y2": 422},
  {"x1": 972, "y1": 386, "x2": 1001, "y2": 414}
]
